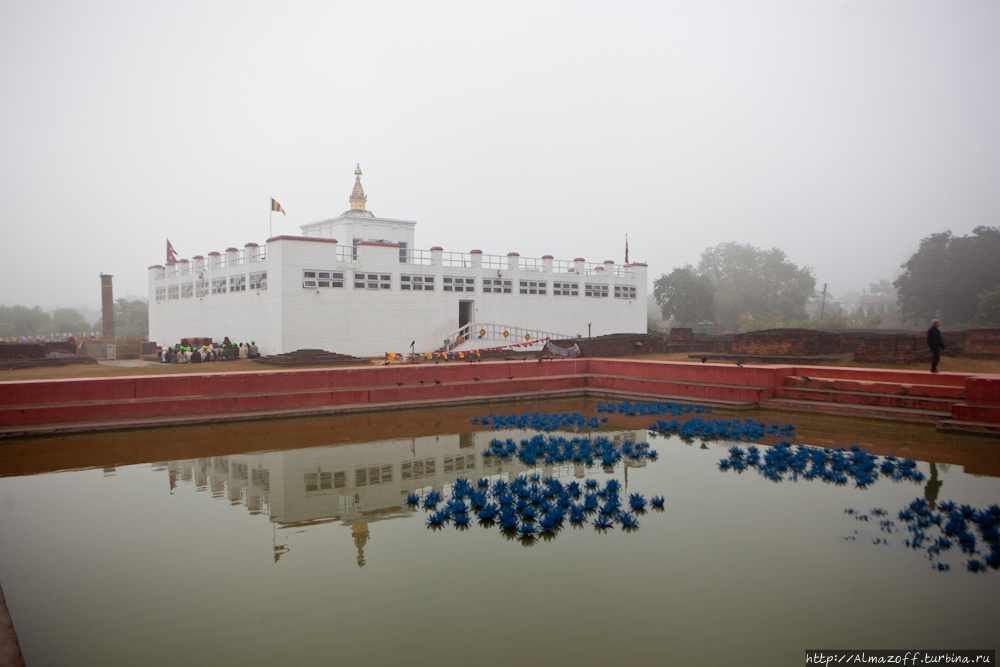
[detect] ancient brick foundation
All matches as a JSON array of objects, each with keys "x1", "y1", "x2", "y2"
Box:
[
  {"x1": 730, "y1": 329, "x2": 842, "y2": 356},
  {"x1": 557, "y1": 333, "x2": 671, "y2": 357},
  {"x1": 965, "y1": 329, "x2": 1000, "y2": 357},
  {"x1": 559, "y1": 328, "x2": 1000, "y2": 365},
  {"x1": 0, "y1": 342, "x2": 77, "y2": 360}
]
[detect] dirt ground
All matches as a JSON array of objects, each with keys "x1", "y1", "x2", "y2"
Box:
[{"x1": 1, "y1": 353, "x2": 998, "y2": 383}]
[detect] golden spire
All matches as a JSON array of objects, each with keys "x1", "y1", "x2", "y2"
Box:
[{"x1": 349, "y1": 163, "x2": 367, "y2": 211}]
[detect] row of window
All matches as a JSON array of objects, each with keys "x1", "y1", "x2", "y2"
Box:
[
  {"x1": 156, "y1": 270, "x2": 636, "y2": 301},
  {"x1": 303, "y1": 454, "x2": 478, "y2": 494},
  {"x1": 302, "y1": 271, "x2": 637, "y2": 298},
  {"x1": 156, "y1": 272, "x2": 267, "y2": 301}
]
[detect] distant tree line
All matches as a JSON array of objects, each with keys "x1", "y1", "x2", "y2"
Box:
[
  {"x1": 0, "y1": 299, "x2": 148, "y2": 339},
  {"x1": 653, "y1": 242, "x2": 816, "y2": 332},
  {"x1": 893, "y1": 226, "x2": 1000, "y2": 327},
  {"x1": 653, "y1": 226, "x2": 1000, "y2": 333}
]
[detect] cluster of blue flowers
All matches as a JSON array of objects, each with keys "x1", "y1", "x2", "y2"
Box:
[
  {"x1": 719, "y1": 443, "x2": 925, "y2": 487},
  {"x1": 595, "y1": 401, "x2": 711, "y2": 416},
  {"x1": 845, "y1": 499, "x2": 1000, "y2": 573},
  {"x1": 649, "y1": 416, "x2": 796, "y2": 441},
  {"x1": 481, "y1": 433, "x2": 658, "y2": 467},
  {"x1": 899, "y1": 498, "x2": 1000, "y2": 572},
  {"x1": 470, "y1": 411, "x2": 607, "y2": 430},
  {"x1": 406, "y1": 474, "x2": 666, "y2": 541}
]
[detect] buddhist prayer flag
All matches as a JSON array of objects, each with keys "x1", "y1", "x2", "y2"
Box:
[
  {"x1": 625, "y1": 234, "x2": 629, "y2": 264},
  {"x1": 166, "y1": 239, "x2": 178, "y2": 264},
  {"x1": 271, "y1": 198, "x2": 285, "y2": 215}
]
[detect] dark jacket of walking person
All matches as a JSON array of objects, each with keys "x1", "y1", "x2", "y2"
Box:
[{"x1": 927, "y1": 319, "x2": 945, "y2": 372}]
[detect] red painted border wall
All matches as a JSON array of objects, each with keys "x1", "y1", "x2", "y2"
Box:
[{"x1": 1, "y1": 359, "x2": 998, "y2": 431}]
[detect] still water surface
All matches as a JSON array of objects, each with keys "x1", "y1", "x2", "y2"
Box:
[{"x1": 0, "y1": 399, "x2": 997, "y2": 666}]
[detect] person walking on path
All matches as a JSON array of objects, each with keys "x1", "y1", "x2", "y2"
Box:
[{"x1": 927, "y1": 319, "x2": 945, "y2": 373}]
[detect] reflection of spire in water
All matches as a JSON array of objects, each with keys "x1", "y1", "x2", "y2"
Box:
[
  {"x1": 924, "y1": 462, "x2": 942, "y2": 509},
  {"x1": 273, "y1": 524, "x2": 290, "y2": 563},
  {"x1": 353, "y1": 523, "x2": 370, "y2": 567}
]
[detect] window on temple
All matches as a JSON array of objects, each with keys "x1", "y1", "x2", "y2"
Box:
[
  {"x1": 519, "y1": 280, "x2": 547, "y2": 295},
  {"x1": 614, "y1": 285, "x2": 637, "y2": 299},
  {"x1": 483, "y1": 278, "x2": 513, "y2": 294},
  {"x1": 443, "y1": 276, "x2": 476, "y2": 292},
  {"x1": 303, "y1": 270, "x2": 343, "y2": 289},
  {"x1": 249, "y1": 271, "x2": 267, "y2": 291},
  {"x1": 553, "y1": 281, "x2": 579, "y2": 296},
  {"x1": 355, "y1": 273, "x2": 391, "y2": 290},
  {"x1": 229, "y1": 275, "x2": 246, "y2": 292},
  {"x1": 400, "y1": 275, "x2": 434, "y2": 291},
  {"x1": 585, "y1": 283, "x2": 609, "y2": 298}
]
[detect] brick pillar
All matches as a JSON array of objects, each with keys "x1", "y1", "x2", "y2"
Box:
[{"x1": 101, "y1": 274, "x2": 115, "y2": 340}]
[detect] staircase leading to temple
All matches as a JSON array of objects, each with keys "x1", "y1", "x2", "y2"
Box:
[
  {"x1": 760, "y1": 369, "x2": 968, "y2": 423},
  {"x1": 442, "y1": 322, "x2": 577, "y2": 353}
]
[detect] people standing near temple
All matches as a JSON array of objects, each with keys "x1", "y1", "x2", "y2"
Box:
[{"x1": 926, "y1": 319, "x2": 945, "y2": 373}]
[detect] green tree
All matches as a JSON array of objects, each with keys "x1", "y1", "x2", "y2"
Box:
[
  {"x1": 974, "y1": 287, "x2": 1000, "y2": 328},
  {"x1": 696, "y1": 242, "x2": 816, "y2": 331},
  {"x1": 894, "y1": 226, "x2": 1000, "y2": 324},
  {"x1": 99, "y1": 298, "x2": 149, "y2": 337},
  {"x1": 653, "y1": 267, "x2": 716, "y2": 326},
  {"x1": 0, "y1": 305, "x2": 51, "y2": 337},
  {"x1": 51, "y1": 308, "x2": 92, "y2": 335}
]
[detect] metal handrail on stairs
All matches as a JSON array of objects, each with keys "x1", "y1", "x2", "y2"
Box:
[{"x1": 442, "y1": 322, "x2": 578, "y2": 353}]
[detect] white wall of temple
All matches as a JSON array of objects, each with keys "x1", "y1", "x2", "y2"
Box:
[
  {"x1": 148, "y1": 245, "x2": 283, "y2": 355},
  {"x1": 299, "y1": 214, "x2": 416, "y2": 249},
  {"x1": 149, "y1": 236, "x2": 647, "y2": 357}
]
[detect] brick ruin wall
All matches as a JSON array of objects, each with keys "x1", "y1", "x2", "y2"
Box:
[
  {"x1": 0, "y1": 342, "x2": 77, "y2": 360},
  {"x1": 560, "y1": 328, "x2": 1000, "y2": 364},
  {"x1": 965, "y1": 329, "x2": 1000, "y2": 356}
]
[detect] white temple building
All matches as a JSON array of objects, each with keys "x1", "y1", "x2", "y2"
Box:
[{"x1": 148, "y1": 166, "x2": 648, "y2": 357}]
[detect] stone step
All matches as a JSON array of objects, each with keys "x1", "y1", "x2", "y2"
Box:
[
  {"x1": 0, "y1": 374, "x2": 591, "y2": 427},
  {"x1": 783, "y1": 375, "x2": 965, "y2": 399},
  {"x1": 587, "y1": 374, "x2": 769, "y2": 404},
  {"x1": 759, "y1": 397, "x2": 951, "y2": 423},
  {"x1": 936, "y1": 419, "x2": 1000, "y2": 436},
  {"x1": 773, "y1": 386, "x2": 960, "y2": 412},
  {"x1": 0, "y1": 387, "x2": 595, "y2": 439},
  {"x1": 950, "y1": 403, "x2": 1000, "y2": 424}
]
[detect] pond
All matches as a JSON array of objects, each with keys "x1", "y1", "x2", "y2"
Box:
[{"x1": 0, "y1": 398, "x2": 997, "y2": 666}]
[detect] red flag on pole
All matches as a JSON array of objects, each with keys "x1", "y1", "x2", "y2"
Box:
[{"x1": 166, "y1": 239, "x2": 178, "y2": 264}]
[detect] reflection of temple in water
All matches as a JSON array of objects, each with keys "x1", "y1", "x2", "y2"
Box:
[{"x1": 160, "y1": 428, "x2": 649, "y2": 565}]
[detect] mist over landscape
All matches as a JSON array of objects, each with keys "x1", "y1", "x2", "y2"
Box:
[{"x1": 2, "y1": 1, "x2": 998, "y2": 326}]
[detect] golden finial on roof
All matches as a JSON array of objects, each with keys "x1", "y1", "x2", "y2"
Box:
[{"x1": 350, "y1": 163, "x2": 367, "y2": 211}]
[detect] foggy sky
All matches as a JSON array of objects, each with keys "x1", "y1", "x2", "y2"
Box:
[{"x1": 2, "y1": 1, "x2": 998, "y2": 311}]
